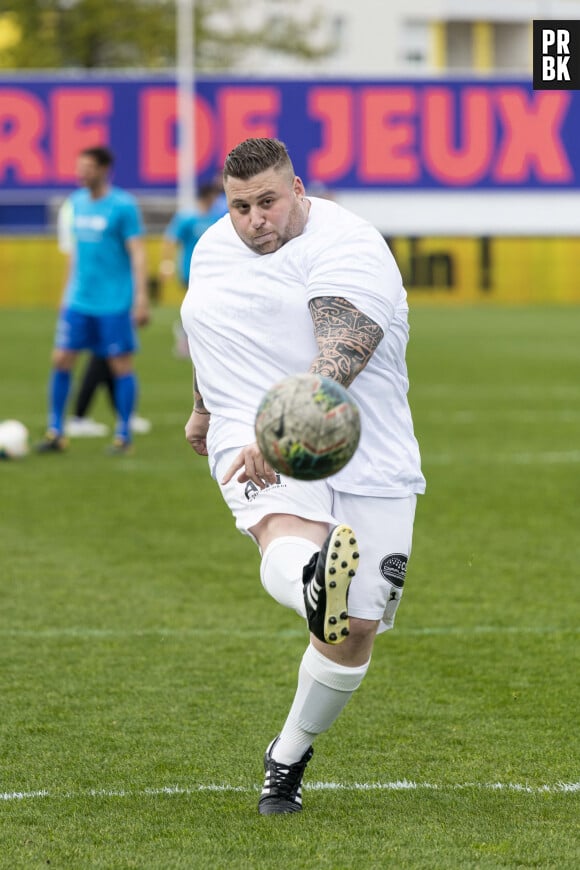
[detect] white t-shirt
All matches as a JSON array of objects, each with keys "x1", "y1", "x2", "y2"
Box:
[{"x1": 181, "y1": 197, "x2": 425, "y2": 497}]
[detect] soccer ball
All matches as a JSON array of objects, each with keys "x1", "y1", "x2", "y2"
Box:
[
  {"x1": 255, "y1": 373, "x2": 360, "y2": 480},
  {"x1": 0, "y1": 419, "x2": 30, "y2": 459}
]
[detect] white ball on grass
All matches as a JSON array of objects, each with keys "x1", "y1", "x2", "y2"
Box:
[{"x1": 0, "y1": 420, "x2": 30, "y2": 459}]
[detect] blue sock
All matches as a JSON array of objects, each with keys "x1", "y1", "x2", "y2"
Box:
[
  {"x1": 113, "y1": 372, "x2": 137, "y2": 442},
  {"x1": 48, "y1": 369, "x2": 71, "y2": 435}
]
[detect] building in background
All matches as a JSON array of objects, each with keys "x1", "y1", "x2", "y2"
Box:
[{"x1": 231, "y1": 0, "x2": 580, "y2": 77}]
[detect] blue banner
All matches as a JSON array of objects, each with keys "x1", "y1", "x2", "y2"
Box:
[{"x1": 0, "y1": 75, "x2": 577, "y2": 193}]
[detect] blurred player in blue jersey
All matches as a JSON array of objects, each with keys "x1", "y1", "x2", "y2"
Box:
[
  {"x1": 36, "y1": 145, "x2": 149, "y2": 455},
  {"x1": 158, "y1": 180, "x2": 226, "y2": 357},
  {"x1": 56, "y1": 202, "x2": 151, "y2": 440}
]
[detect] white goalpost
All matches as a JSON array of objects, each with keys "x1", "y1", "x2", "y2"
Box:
[{"x1": 176, "y1": 0, "x2": 196, "y2": 212}]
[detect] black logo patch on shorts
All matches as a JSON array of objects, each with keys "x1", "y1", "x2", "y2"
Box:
[
  {"x1": 244, "y1": 473, "x2": 284, "y2": 502},
  {"x1": 379, "y1": 554, "x2": 408, "y2": 588}
]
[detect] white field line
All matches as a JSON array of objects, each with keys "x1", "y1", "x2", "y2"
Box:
[
  {"x1": 1, "y1": 781, "x2": 579, "y2": 802},
  {"x1": 422, "y1": 410, "x2": 580, "y2": 424},
  {"x1": 414, "y1": 385, "x2": 580, "y2": 399},
  {"x1": 423, "y1": 449, "x2": 580, "y2": 465},
  {"x1": 23, "y1": 406, "x2": 580, "y2": 431},
  {"x1": 0, "y1": 625, "x2": 578, "y2": 641}
]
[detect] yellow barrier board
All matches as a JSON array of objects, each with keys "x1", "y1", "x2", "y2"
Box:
[
  {"x1": 1, "y1": 235, "x2": 580, "y2": 306},
  {"x1": 0, "y1": 237, "x2": 185, "y2": 308},
  {"x1": 389, "y1": 237, "x2": 580, "y2": 303}
]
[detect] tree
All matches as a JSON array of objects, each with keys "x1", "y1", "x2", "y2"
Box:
[{"x1": 0, "y1": 0, "x2": 336, "y2": 70}]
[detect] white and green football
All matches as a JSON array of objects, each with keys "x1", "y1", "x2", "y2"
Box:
[{"x1": 255, "y1": 373, "x2": 360, "y2": 480}]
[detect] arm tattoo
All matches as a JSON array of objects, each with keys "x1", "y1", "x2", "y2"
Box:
[
  {"x1": 193, "y1": 371, "x2": 209, "y2": 413},
  {"x1": 308, "y1": 297, "x2": 384, "y2": 387}
]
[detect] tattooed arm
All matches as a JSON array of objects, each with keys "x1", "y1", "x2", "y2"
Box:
[
  {"x1": 308, "y1": 296, "x2": 384, "y2": 387},
  {"x1": 193, "y1": 371, "x2": 209, "y2": 415},
  {"x1": 185, "y1": 370, "x2": 210, "y2": 455}
]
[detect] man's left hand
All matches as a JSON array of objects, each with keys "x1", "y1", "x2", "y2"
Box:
[{"x1": 221, "y1": 442, "x2": 278, "y2": 488}]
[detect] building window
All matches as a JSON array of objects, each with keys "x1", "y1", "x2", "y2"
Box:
[
  {"x1": 434, "y1": 19, "x2": 531, "y2": 73},
  {"x1": 493, "y1": 21, "x2": 531, "y2": 72},
  {"x1": 446, "y1": 21, "x2": 474, "y2": 70},
  {"x1": 400, "y1": 20, "x2": 430, "y2": 69}
]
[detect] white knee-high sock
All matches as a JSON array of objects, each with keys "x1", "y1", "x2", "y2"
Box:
[
  {"x1": 272, "y1": 644, "x2": 370, "y2": 765},
  {"x1": 259, "y1": 536, "x2": 318, "y2": 616}
]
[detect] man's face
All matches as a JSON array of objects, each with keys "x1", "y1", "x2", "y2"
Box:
[
  {"x1": 76, "y1": 155, "x2": 108, "y2": 192},
  {"x1": 225, "y1": 167, "x2": 307, "y2": 255}
]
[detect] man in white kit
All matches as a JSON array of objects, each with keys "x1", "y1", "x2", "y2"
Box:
[{"x1": 181, "y1": 138, "x2": 425, "y2": 815}]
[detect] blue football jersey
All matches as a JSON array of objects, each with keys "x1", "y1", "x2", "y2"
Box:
[
  {"x1": 165, "y1": 198, "x2": 227, "y2": 285},
  {"x1": 63, "y1": 186, "x2": 144, "y2": 315}
]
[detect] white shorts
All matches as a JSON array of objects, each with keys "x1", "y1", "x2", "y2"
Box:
[{"x1": 214, "y1": 449, "x2": 418, "y2": 633}]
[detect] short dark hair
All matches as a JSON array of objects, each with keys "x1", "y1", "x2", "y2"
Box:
[
  {"x1": 223, "y1": 138, "x2": 294, "y2": 182},
  {"x1": 79, "y1": 146, "x2": 115, "y2": 168}
]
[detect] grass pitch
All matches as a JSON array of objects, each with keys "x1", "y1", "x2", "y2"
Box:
[{"x1": 0, "y1": 305, "x2": 579, "y2": 868}]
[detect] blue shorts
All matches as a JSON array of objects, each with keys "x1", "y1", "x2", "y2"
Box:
[{"x1": 55, "y1": 308, "x2": 137, "y2": 357}]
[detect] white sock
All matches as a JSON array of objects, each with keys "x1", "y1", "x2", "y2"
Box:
[
  {"x1": 259, "y1": 536, "x2": 318, "y2": 616},
  {"x1": 272, "y1": 644, "x2": 370, "y2": 765}
]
